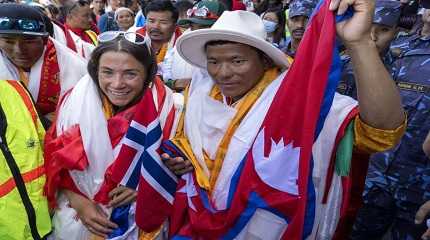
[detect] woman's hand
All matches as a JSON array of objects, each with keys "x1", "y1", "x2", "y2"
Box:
[
  {"x1": 63, "y1": 190, "x2": 118, "y2": 238},
  {"x1": 161, "y1": 153, "x2": 194, "y2": 175},
  {"x1": 108, "y1": 185, "x2": 137, "y2": 208}
]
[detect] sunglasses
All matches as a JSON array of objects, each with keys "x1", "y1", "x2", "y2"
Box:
[
  {"x1": 0, "y1": 17, "x2": 46, "y2": 33},
  {"x1": 98, "y1": 31, "x2": 147, "y2": 43},
  {"x1": 98, "y1": 31, "x2": 152, "y2": 52},
  {"x1": 186, "y1": 6, "x2": 219, "y2": 19}
]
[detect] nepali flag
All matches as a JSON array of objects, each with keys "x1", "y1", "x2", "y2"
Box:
[{"x1": 136, "y1": 0, "x2": 351, "y2": 239}]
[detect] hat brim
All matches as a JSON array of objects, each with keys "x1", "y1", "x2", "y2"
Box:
[
  {"x1": 289, "y1": 12, "x2": 311, "y2": 18},
  {"x1": 0, "y1": 30, "x2": 49, "y2": 37},
  {"x1": 176, "y1": 28, "x2": 289, "y2": 69},
  {"x1": 178, "y1": 18, "x2": 216, "y2": 26}
]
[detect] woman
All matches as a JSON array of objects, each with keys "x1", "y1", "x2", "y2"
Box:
[
  {"x1": 44, "y1": 32, "x2": 179, "y2": 239},
  {"x1": 115, "y1": 7, "x2": 135, "y2": 31},
  {"x1": 261, "y1": 8, "x2": 287, "y2": 49}
]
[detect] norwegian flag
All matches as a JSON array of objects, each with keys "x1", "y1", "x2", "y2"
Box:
[
  {"x1": 101, "y1": 88, "x2": 177, "y2": 239},
  {"x1": 136, "y1": 0, "x2": 351, "y2": 239}
]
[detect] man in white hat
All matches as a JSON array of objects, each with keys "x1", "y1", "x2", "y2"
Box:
[{"x1": 138, "y1": 0, "x2": 406, "y2": 238}]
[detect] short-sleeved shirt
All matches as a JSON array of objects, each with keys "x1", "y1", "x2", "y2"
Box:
[{"x1": 364, "y1": 34, "x2": 430, "y2": 221}]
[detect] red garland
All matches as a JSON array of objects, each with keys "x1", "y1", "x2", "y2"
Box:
[{"x1": 37, "y1": 39, "x2": 61, "y2": 115}]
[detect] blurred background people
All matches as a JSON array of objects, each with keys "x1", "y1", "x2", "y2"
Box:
[
  {"x1": 47, "y1": 3, "x2": 61, "y2": 21},
  {"x1": 64, "y1": 0, "x2": 99, "y2": 46},
  {"x1": 164, "y1": 0, "x2": 226, "y2": 92},
  {"x1": 0, "y1": 4, "x2": 86, "y2": 122},
  {"x1": 98, "y1": 0, "x2": 124, "y2": 32},
  {"x1": 124, "y1": 0, "x2": 140, "y2": 13},
  {"x1": 137, "y1": 0, "x2": 181, "y2": 76},
  {"x1": 133, "y1": 0, "x2": 149, "y2": 28},
  {"x1": 284, "y1": 0, "x2": 317, "y2": 61},
  {"x1": 115, "y1": 7, "x2": 135, "y2": 31},
  {"x1": 91, "y1": 0, "x2": 106, "y2": 23},
  {"x1": 174, "y1": 0, "x2": 194, "y2": 32},
  {"x1": 261, "y1": 7, "x2": 287, "y2": 49}
]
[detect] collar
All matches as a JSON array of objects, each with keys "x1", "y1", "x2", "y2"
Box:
[
  {"x1": 65, "y1": 24, "x2": 84, "y2": 36},
  {"x1": 284, "y1": 37, "x2": 296, "y2": 58},
  {"x1": 382, "y1": 50, "x2": 395, "y2": 66}
]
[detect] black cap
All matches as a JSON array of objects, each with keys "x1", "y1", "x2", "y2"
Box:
[{"x1": 0, "y1": 3, "x2": 48, "y2": 37}]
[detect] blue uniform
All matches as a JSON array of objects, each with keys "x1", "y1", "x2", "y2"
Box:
[
  {"x1": 337, "y1": 52, "x2": 395, "y2": 100},
  {"x1": 351, "y1": 33, "x2": 430, "y2": 240},
  {"x1": 337, "y1": 0, "x2": 401, "y2": 100}
]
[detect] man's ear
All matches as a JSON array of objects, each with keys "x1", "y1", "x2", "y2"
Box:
[{"x1": 261, "y1": 53, "x2": 275, "y2": 70}]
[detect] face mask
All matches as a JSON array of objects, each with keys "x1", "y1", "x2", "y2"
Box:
[{"x1": 262, "y1": 19, "x2": 278, "y2": 33}]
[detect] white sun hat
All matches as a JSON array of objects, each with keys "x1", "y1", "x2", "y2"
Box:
[{"x1": 176, "y1": 10, "x2": 289, "y2": 70}]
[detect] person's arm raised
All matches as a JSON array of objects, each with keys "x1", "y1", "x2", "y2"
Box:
[{"x1": 331, "y1": 0, "x2": 405, "y2": 129}]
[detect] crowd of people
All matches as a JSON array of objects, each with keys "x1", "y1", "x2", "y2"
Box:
[{"x1": 0, "y1": 0, "x2": 429, "y2": 239}]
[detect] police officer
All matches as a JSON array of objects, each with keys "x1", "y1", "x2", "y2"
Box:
[
  {"x1": 390, "y1": 0, "x2": 423, "y2": 53},
  {"x1": 351, "y1": 5, "x2": 430, "y2": 240},
  {"x1": 284, "y1": 0, "x2": 317, "y2": 62},
  {"x1": 337, "y1": 0, "x2": 402, "y2": 99},
  {"x1": 392, "y1": 4, "x2": 430, "y2": 55}
]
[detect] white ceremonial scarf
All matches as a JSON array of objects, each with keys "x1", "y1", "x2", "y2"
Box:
[
  {"x1": 183, "y1": 69, "x2": 358, "y2": 240},
  {"x1": 52, "y1": 75, "x2": 183, "y2": 240},
  {"x1": 184, "y1": 69, "x2": 286, "y2": 210},
  {"x1": 67, "y1": 29, "x2": 96, "y2": 60},
  {"x1": 53, "y1": 75, "x2": 114, "y2": 240},
  {"x1": 0, "y1": 37, "x2": 86, "y2": 101}
]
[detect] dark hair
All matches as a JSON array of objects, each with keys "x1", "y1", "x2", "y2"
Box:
[
  {"x1": 65, "y1": 0, "x2": 91, "y2": 16},
  {"x1": 398, "y1": 0, "x2": 419, "y2": 29},
  {"x1": 205, "y1": 40, "x2": 275, "y2": 67},
  {"x1": 254, "y1": 0, "x2": 268, "y2": 15},
  {"x1": 40, "y1": 10, "x2": 55, "y2": 37},
  {"x1": 87, "y1": 37, "x2": 157, "y2": 101},
  {"x1": 174, "y1": 0, "x2": 193, "y2": 14},
  {"x1": 144, "y1": 0, "x2": 179, "y2": 22},
  {"x1": 262, "y1": 8, "x2": 286, "y2": 45},
  {"x1": 124, "y1": 0, "x2": 138, "y2": 10},
  {"x1": 219, "y1": 0, "x2": 232, "y2": 11},
  {"x1": 372, "y1": 0, "x2": 420, "y2": 30},
  {"x1": 46, "y1": 4, "x2": 60, "y2": 17},
  {"x1": 267, "y1": 0, "x2": 283, "y2": 11}
]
